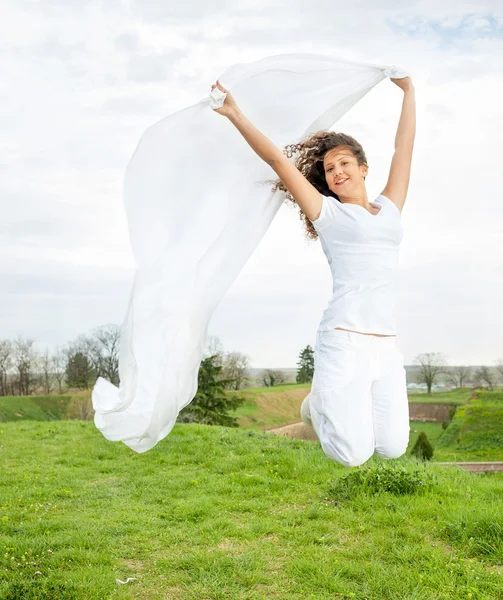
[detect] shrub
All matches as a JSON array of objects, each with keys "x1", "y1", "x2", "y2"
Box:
[
  {"x1": 411, "y1": 431, "x2": 434, "y2": 461},
  {"x1": 327, "y1": 463, "x2": 436, "y2": 500},
  {"x1": 178, "y1": 355, "x2": 245, "y2": 427}
]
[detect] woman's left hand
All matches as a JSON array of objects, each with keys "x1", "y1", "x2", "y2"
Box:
[{"x1": 391, "y1": 76, "x2": 414, "y2": 92}]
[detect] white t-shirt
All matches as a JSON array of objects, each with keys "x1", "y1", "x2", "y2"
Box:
[{"x1": 312, "y1": 193, "x2": 403, "y2": 335}]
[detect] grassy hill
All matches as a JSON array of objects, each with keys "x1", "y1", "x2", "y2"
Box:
[
  {"x1": 0, "y1": 394, "x2": 73, "y2": 422},
  {"x1": 1, "y1": 420, "x2": 502, "y2": 599},
  {"x1": 435, "y1": 391, "x2": 503, "y2": 462}
]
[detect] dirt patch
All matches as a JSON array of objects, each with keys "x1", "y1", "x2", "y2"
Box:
[
  {"x1": 120, "y1": 558, "x2": 145, "y2": 571},
  {"x1": 435, "y1": 462, "x2": 503, "y2": 473},
  {"x1": 266, "y1": 421, "x2": 319, "y2": 441}
]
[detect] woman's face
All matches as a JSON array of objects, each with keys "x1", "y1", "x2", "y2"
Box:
[{"x1": 323, "y1": 147, "x2": 368, "y2": 195}]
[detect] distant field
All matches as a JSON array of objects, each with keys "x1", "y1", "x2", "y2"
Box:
[
  {"x1": 235, "y1": 385, "x2": 310, "y2": 430},
  {"x1": 408, "y1": 387, "x2": 474, "y2": 405},
  {"x1": 234, "y1": 385, "x2": 476, "y2": 432}
]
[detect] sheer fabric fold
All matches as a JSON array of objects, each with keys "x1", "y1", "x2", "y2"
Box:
[{"x1": 91, "y1": 53, "x2": 409, "y2": 453}]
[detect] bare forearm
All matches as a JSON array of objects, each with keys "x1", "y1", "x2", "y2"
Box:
[
  {"x1": 395, "y1": 87, "x2": 416, "y2": 149},
  {"x1": 227, "y1": 108, "x2": 283, "y2": 166}
]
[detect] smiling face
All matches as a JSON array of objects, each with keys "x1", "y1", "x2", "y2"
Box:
[{"x1": 323, "y1": 146, "x2": 368, "y2": 196}]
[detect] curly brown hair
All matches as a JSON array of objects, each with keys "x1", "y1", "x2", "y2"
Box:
[{"x1": 264, "y1": 130, "x2": 368, "y2": 240}]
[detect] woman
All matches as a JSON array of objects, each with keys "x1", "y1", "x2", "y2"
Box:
[{"x1": 211, "y1": 75, "x2": 416, "y2": 467}]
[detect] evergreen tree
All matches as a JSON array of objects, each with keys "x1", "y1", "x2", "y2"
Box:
[
  {"x1": 296, "y1": 345, "x2": 314, "y2": 384},
  {"x1": 65, "y1": 352, "x2": 94, "y2": 389},
  {"x1": 411, "y1": 431, "x2": 434, "y2": 461},
  {"x1": 178, "y1": 355, "x2": 245, "y2": 426}
]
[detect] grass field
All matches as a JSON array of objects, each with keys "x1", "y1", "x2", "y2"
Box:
[{"x1": 1, "y1": 420, "x2": 502, "y2": 599}]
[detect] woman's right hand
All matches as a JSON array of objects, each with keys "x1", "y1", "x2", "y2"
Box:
[{"x1": 210, "y1": 80, "x2": 238, "y2": 118}]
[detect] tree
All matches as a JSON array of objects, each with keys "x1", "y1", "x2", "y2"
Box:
[
  {"x1": 40, "y1": 348, "x2": 53, "y2": 395},
  {"x1": 12, "y1": 337, "x2": 38, "y2": 396},
  {"x1": 70, "y1": 324, "x2": 121, "y2": 385},
  {"x1": 261, "y1": 369, "x2": 286, "y2": 387},
  {"x1": 495, "y1": 359, "x2": 503, "y2": 384},
  {"x1": 0, "y1": 340, "x2": 13, "y2": 396},
  {"x1": 65, "y1": 352, "x2": 94, "y2": 390},
  {"x1": 413, "y1": 352, "x2": 447, "y2": 396},
  {"x1": 203, "y1": 335, "x2": 225, "y2": 368},
  {"x1": 472, "y1": 366, "x2": 495, "y2": 391},
  {"x1": 93, "y1": 325, "x2": 120, "y2": 385},
  {"x1": 411, "y1": 431, "x2": 434, "y2": 461},
  {"x1": 51, "y1": 348, "x2": 67, "y2": 394},
  {"x1": 296, "y1": 345, "x2": 314, "y2": 384},
  {"x1": 447, "y1": 365, "x2": 472, "y2": 388},
  {"x1": 221, "y1": 351, "x2": 251, "y2": 390},
  {"x1": 178, "y1": 354, "x2": 245, "y2": 426}
]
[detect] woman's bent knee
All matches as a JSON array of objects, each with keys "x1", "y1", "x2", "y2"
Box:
[
  {"x1": 374, "y1": 442, "x2": 408, "y2": 460},
  {"x1": 321, "y1": 440, "x2": 374, "y2": 467}
]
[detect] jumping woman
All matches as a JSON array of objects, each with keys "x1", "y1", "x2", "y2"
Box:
[{"x1": 211, "y1": 74, "x2": 416, "y2": 468}]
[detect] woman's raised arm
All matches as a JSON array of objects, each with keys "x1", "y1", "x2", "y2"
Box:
[
  {"x1": 381, "y1": 77, "x2": 416, "y2": 212},
  {"x1": 211, "y1": 81, "x2": 323, "y2": 222}
]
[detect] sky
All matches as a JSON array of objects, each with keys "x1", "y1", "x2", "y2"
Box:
[{"x1": 2, "y1": 0, "x2": 502, "y2": 369}]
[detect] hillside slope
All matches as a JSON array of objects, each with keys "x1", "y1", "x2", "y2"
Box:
[{"x1": 436, "y1": 391, "x2": 503, "y2": 461}]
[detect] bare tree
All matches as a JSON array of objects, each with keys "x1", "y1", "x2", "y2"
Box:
[
  {"x1": 203, "y1": 335, "x2": 225, "y2": 368},
  {"x1": 0, "y1": 340, "x2": 13, "y2": 396},
  {"x1": 495, "y1": 358, "x2": 503, "y2": 384},
  {"x1": 92, "y1": 324, "x2": 120, "y2": 384},
  {"x1": 51, "y1": 347, "x2": 67, "y2": 394},
  {"x1": 70, "y1": 324, "x2": 121, "y2": 385},
  {"x1": 12, "y1": 336, "x2": 38, "y2": 396},
  {"x1": 221, "y1": 351, "x2": 251, "y2": 390},
  {"x1": 413, "y1": 352, "x2": 448, "y2": 396},
  {"x1": 447, "y1": 365, "x2": 472, "y2": 388},
  {"x1": 261, "y1": 369, "x2": 286, "y2": 388},
  {"x1": 473, "y1": 366, "x2": 495, "y2": 391},
  {"x1": 40, "y1": 348, "x2": 53, "y2": 395}
]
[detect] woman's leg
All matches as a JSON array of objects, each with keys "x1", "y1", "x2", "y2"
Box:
[
  {"x1": 371, "y1": 341, "x2": 410, "y2": 459},
  {"x1": 310, "y1": 330, "x2": 375, "y2": 467}
]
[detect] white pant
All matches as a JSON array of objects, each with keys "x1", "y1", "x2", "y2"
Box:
[{"x1": 309, "y1": 329, "x2": 410, "y2": 467}]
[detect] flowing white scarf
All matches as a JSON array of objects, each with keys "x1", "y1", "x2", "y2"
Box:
[{"x1": 91, "y1": 53, "x2": 409, "y2": 453}]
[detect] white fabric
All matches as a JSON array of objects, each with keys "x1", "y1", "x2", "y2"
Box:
[
  {"x1": 309, "y1": 328, "x2": 410, "y2": 467},
  {"x1": 313, "y1": 193, "x2": 403, "y2": 335},
  {"x1": 91, "y1": 52, "x2": 410, "y2": 453},
  {"x1": 209, "y1": 86, "x2": 227, "y2": 109}
]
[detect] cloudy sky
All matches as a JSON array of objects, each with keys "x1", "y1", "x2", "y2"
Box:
[{"x1": 2, "y1": 0, "x2": 502, "y2": 369}]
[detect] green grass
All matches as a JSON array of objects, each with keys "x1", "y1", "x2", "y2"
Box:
[
  {"x1": 234, "y1": 386, "x2": 475, "y2": 433},
  {"x1": 0, "y1": 395, "x2": 72, "y2": 422},
  {"x1": 1, "y1": 420, "x2": 503, "y2": 599},
  {"x1": 234, "y1": 386, "x2": 310, "y2": 430},
  {"x1": 407, "y1": 387, "x2": 474, "y2": 405},
  {"x1": 241, "y1": 383, "x2": 311, "y2": 394},
  {"x1": 435, "y1": 391, "x2": 503, "y2": 462},
  {"x1": 408, "y1": 421, "x2": 445, "y2": 452}
]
